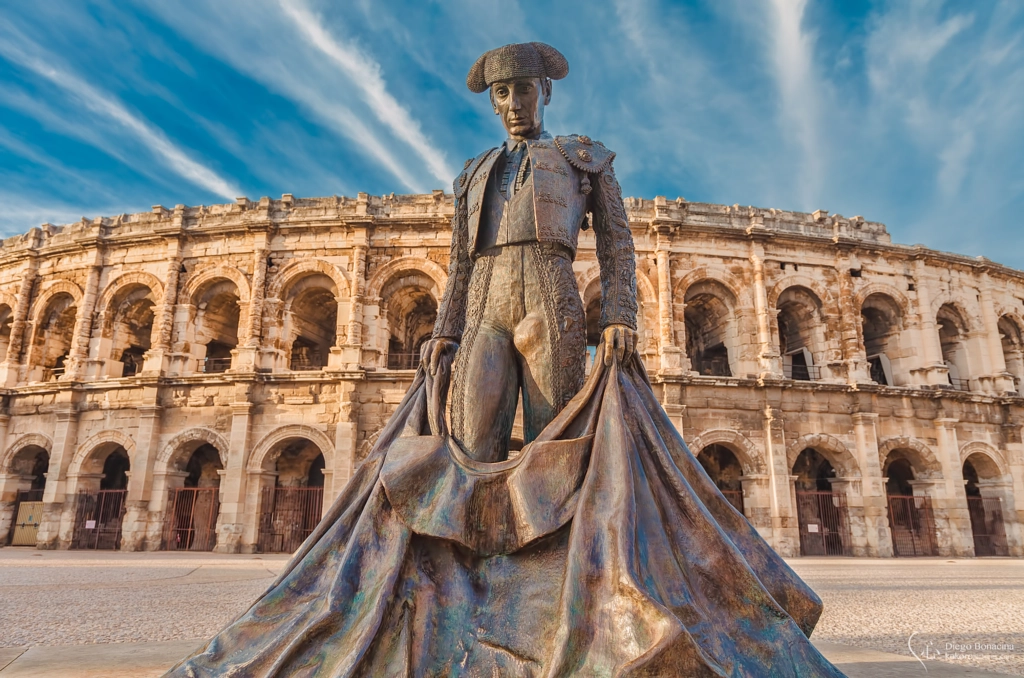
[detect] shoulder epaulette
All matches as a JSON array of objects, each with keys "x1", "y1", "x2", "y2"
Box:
[
  {"x1": 454, "y1": 147, "x2": 498, "y2": 200},
  {"x1": 553, "y1": 134, "x2": 615, "y2": 174}
]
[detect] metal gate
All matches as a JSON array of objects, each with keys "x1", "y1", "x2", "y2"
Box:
[
  {"x1": 71, "y1": 490, "x2": 127, "y2": 550},
  {"x1": 796, "y1": 491, "x2": 852, "y2": 556},
  {"x1": 720, "y1": 490, "x2": 745, "y2": 516},
  {"x1": 7, "y1": 489, "x2": 43, "y2": 545},
  {"x1": 257, "y1": 486, "x2": 323, "y2": 553},
  {"x1": 887, "y1": 495, "x2": 938, "y2": 557},
  {"x1": 967, "y1": 496, "x2": 1009, "y2": 557},
  {"x1": 163, "y1": 487, "x2": 220, "y2": 551}
]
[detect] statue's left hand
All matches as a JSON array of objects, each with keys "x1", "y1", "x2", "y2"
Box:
[{"x1": 602, "y1": 324, "x2": 638, "y2": 366}]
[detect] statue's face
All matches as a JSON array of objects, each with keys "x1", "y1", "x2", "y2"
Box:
[{"x1": 490, "y1": 77, "x2": 550, "y2": 140}]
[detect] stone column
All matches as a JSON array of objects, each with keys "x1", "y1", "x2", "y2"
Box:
[
  {"x1": 738, "y1": 473, "x2": 771, "y2": 540},
  {"x1": 0, "y1": 259, "x2": 38, "y2": 386},
  {"x1": 328, "y1": 380, "x2": 359, "y2": 510},
  {"x1": 120, "y1": 399, "x2": 162, "y2": 551},
  {"x1": 233, "y1": 233, "x2": 270, "y2": 372},
  {"x1": 215, "y1": 391, "x2": 254, "y2": 553},
  {"x1": 143, "y1": 238, "x2": 183, "y2": 375},
  {"x1": 934, "y1": 418, "x2": 974, "y2": 556},
  {"x1": 654, "y1": 233, "x2": 684, "y2": 374},
  {"x1": 909, "y1": 258, "x2": 948, "y2": 387},
  {"x1": 763, "y1": 405, "x2": 798, "y2": 555},
  {"x1": 64, "y1": 251, "x2": 103, "y2": 381},
  {"x1": 978, "y1": 271, "x2": 1016, "y2": 394},
  {"x1": 37, "y1": 399, "x2": 80, "y2": 548},
  {"x1": 750, "y1": 246, "x2": 781, "y2": 378},
  {"x1": 0, "y1": 413, "x2": 15, "y2": 539},
  {"x1": 850, "y1": 412, "x2": 893, "y2": 557},
  {"x1": 836, "y1": 254, "x2": 871, "y2": 384},
  {"x1": 337, "y1": 232, "x2": 368, "y2": 369}
]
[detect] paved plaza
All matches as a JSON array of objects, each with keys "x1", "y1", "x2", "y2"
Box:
[{"x1": 0, "y1": 548, "x2": 1020, "y2": 676}]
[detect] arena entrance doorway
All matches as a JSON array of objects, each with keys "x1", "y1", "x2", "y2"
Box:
[
  {"x1": 163, "y1": 444, "x2": 223, "y2": 551},
  {"x1": 695, "y1": 444, "x2": 745, "y2": 515},
  {"x1": 884, "y1": 456, "x2": 938, "y2": 556},
  {"x1": 963, "y1": 455, "x2": 1009, "y2": 557},
  {"x1": 257, "y1": 440, "x2": 325, "y2": 553},
  {"x1": 71, "y1": 445, "x2": 130, "y2": 550},
  {"x1": 793, "y1": 448, "x2": 852, "y2": 556}
]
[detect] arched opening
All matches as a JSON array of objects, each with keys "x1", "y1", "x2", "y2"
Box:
[
  {"x1": 285, "y1": 275, "x2": 338, "y2": 371},
  {"x1": 696, "y1": 444, "x2": 744, "y2": 514},
  {"x1": 684, "y1": 282, "x2": 735, "y2": 377},
  {"x1": 937, "y1": 304, "x2": 970, "y2": 390},
  {"x1": 883, "y1": 452, "x2": 938, "y2": 556},
  {"x1": 381, "y1": 273, "x2": 437, "y2": 370},
  {"x1": 164, "y1": 443, "x2": 223, "y2": 551},
  {"x1": 861, "y1": 293, "x2": 903, "y2": 386},
  {"x1": 3, "y1": 445, "x2": 50, "y2": 546},
  {"x1": 106, "y1": 285, "x2": 157, "y2": 377},
  {"x1": 71, "y1": 444, "x2": 130, "y2": 550},
  {"x1": 257, "y1": 438, "x2": 326, "y2": 553},
  {"x1": 776, "y1": 287, "x2": 824, "y2": 381},
  {"x1": 998, "y1": 316, "x2": 1024, "y2": 396},
  {"x1": 584, "y1": 293, "x2": 602, "y2": 371},
  {"x1": 0, "y1": 304, "x2": 14, "y2": 364},
  {"x1": 192, "y1": 280, "x2": 241, "y2": 374},
  {"x1": 31, "y1": 293, "x2": 77, "y2": 381},
  {"x1": 963, "y1": 453, "x2": 1009, "y2": 556},
  {"x1": 792, "y1": 448, "x2": 851, "y2": 555}
]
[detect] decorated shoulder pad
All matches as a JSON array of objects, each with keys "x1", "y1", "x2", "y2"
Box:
[
  {"x1": 453, "y1": 147, "x2": 498, "y2": 200},
  {"x1": 553, "y1": 134, "x2": 615, "y2": 174}
]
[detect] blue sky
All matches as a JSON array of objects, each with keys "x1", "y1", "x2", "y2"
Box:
[{"x1": 1, "y1": 1, "x2": 1022, "y2": 267}]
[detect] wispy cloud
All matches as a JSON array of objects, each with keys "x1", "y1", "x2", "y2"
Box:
[
  {"x1": 279, "y1": 0, "x2": 453, "y2": 184},
  {"x1": 0, "y1": 26, "x2": 239, "y2": 200}
]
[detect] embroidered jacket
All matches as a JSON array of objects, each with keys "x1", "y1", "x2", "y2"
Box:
[{"x1": 433, "y1": 133, "x2": 638, "y2": 340}]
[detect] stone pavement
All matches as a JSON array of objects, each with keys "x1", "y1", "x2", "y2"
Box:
[{"x1": 1, "y1": 549, "x2": 1021, "y2": 676}]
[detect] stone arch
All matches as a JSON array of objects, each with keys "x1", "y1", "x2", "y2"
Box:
[
  {"x1": 1, "y1": 433, "x2": 53, "y2": 474},
  {"x1": 0, "y1": 290, "x2": 19, "y2": 313},
  {"x1": 247, "y1": 425, "x2": 336, "y2": 473},
  {"x1": 68, "y1": 430, "x2": 136, "y2": 477},
  {"x1": 29, "y1": 280, "x2": 83, "y2": 327},
  {"x1": 157, "y1": 427, "x2": 230, "y2": 472},
  {"x1": 674, "y1": 268, "x2": 744, "y2": 307},
  {"x1": 786, "y1": 433, "x2": 859, "y2": 477},
  {"x1": 932, "y1": 297, "x2": 976, "y2": 333},
  {"x1": 959, "y1": 441, "x2": 1009, "y2": 477},
  {"x1": 267, "y1": 258, "x2": 350, "y2": 301},
  {"x1": 767, "y1": 276, "x2": 833, "y2": 312},
  {"x1": 877, "y1": 436, "x2": 943, "y2": 478},
  {"x1": 855, "y1": 283, "x2": 911, "y2": 320},
  {"x1": 688, "y1": 429, "x2": 762, "y2": 474},
  {"x1": 96, "y1": 271, "x2": 165, "y2": 318},
  {"x1": 183, "y1": 265, "x2": 251, "y2": 304},
  {"x1": 366, "y1": 257, "x2": 447, "y2": 301}
]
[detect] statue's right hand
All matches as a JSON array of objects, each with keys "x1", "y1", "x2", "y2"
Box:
[{"x1": 421, "y1": 337, "x2": 459, "y2": 376}]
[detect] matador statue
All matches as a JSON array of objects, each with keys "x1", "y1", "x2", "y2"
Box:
[{"x1": 166, "y1": 43, "x2": 843, "y2": 678}]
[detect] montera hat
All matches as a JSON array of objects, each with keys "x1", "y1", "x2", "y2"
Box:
[{"x1": 466, "y1": 42, "x2": 569, "y2": 93}]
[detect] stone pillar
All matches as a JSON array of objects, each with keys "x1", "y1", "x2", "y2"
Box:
[
  {"x1": 836, "y1": 255, "x2": 871, "y2": 384},
  {"x1": 975, "y1": 478, "x2": 1024, "y2": 557},
  {"x1": 826, "y1": 477, "x2": 869, "y2": 556},
  {"x1": 978, "y1": 271, "x2": 1016, "y2": 394},
  {"x1": 233, "y1": 234, "x2": 270, "y2": 372},
  {"x1": 0, "y1": 259, "x2": 38, "y2": 386},
  {"x1": 934, "y1": 418, "x2": 974, "y2": 556},
  {"x1": 750, "y1": 246, "x2": 781, "y2": 378},
  {"x1": 37, "y1": 399, "x2": 80, "y2": 548},
  {"x1": 120, "y1": 400, "x2": 162, "y2": 551},
  {"x1": 338, "y1": 233, "x2": 368, "y2": 369},
  {"x1": 0, "y1": 413, "x2": 15, "y2": 538},
  {"x1": 909, "y1": 258, "x2": 948, "y2": 387},
  {"x1": 143, "y1": 238, "x2": 183, "y2": 375},
  {"x1": 654, "y1": 235, "x2": 684, "y2": 374},
  {"x1": 763, "y1": 405, "x2": 798, "y2": 555},
  {"x1": 851, "y1": 413, "x2": 893, "y2": 557},
  {"x1": 738, "y1": 473, "x2": 771, "y2": 541},
  {"x1": 64, "y1": 252, "x2": 103, "y2": 381},
  {"x1": 328, "y1": 380, "x2": 359, "y2": 510},
  {"x1": 215, "y1": 392, "x2": 253, "y2": 553}
]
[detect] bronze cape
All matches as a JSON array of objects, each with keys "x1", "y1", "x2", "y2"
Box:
[{"x1": 165, "y1": 352, "x2": 843, "y2": 677}]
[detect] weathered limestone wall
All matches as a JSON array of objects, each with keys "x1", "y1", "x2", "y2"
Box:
[{"x1": 0, "y1": 192, "x2": 1021, "y2": 558}]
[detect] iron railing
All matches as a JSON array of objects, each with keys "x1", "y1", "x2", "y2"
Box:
[
  {"x1": 257, "y1": 486, "x2": 324, "y2": 553},
  {"x1": 796, "y1": 491, "x2": 852, "y2": 556},
  {"x1": 203, "y1": 357, "x2": 232, "y2": 373},
  {"x1": 70, "y1": 489, "x2": 127, "y2": 550},
  {"x1": 387, "y1": 352, "x2": 421, "y2": 371},
  {"x1": 289, "y1": 358, "x2": 324, "y2": 371},
  {"x1": 967, "y1": 496, "x2": 1009, "y2": 557},
  {"x1": 887, "y1": 494, "x2": 938, "y2": 556},
  {"x1": 949, "y1": 377, "x2": 971, "y2": 391},
  {"x1": 787, "y1": 364, "x2": 822, "y2": 381},
  {"x1": 163, "y1": 487, "x2": 220, "y2": 551}
]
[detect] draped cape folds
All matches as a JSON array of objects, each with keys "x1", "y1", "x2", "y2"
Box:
[{"x1": 165, "y1": 351, "x2": 844, "y2": 677}]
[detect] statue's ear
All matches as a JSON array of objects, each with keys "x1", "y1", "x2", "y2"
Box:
[{"x1": 542, "y1": 78, "x2": 552, "y2": 106}]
